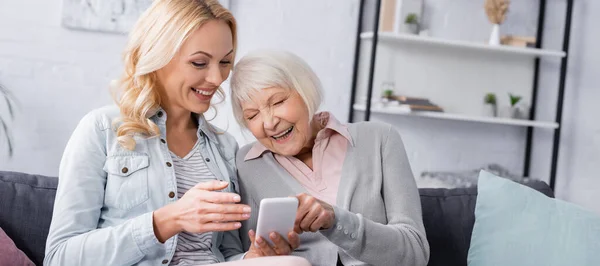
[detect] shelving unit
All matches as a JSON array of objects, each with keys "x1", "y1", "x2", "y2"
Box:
[
  {"x1": 359, "y1": 32, "x2": 566, "y2": 59},
  {"x1": 348, "y1": 0, "x2": 574, "y2": 190},
  {"x1": 352, "y1": 104, "x2": 560, "y2": 129}
]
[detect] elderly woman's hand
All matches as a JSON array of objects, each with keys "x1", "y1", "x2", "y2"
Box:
[
  {"x1": 294, "y1": 193, "x2": 336, "y2": 233},
  {"x1": 244, "y1": 229, "x2": 300, "y2": 259}
]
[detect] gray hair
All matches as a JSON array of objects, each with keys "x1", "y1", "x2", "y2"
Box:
[{"x1": 230, "y1": 50, "x2": 323, "y2": 127}]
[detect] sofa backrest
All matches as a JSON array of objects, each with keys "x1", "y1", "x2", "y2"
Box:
[
  {"x1": 0, "y1": 171, "x2": 58, "y2": 265},
  {"x1": 0, "y1": 171, "x2": 553, "y2": 266},
  {"x1": 419, "y1": 180, "x2": 554, "y2": 266}
]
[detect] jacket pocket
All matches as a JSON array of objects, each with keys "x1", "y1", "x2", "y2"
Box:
[{"x1": 103, "y1": 154, "x2": 150, "y2": 211}]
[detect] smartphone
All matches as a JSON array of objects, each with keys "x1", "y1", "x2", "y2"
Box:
[{"x1": 255, "y1": 197, "x2": 299, "y2": 246}]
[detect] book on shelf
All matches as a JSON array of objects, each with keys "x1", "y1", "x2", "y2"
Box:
[
  {"x1": 386, "y1": 95, "x2": 444, "y2": 112},
  {"x1": 389, "y1": 95, "x2": 432, "y2": 105},
  {"x1": 408, "y1": 104, "x2": 444, "y2": 112}
]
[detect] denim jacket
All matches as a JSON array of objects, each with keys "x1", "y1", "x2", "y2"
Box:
[{"x1": 44, "y1": 105, "x2": 245, "y2": 266}]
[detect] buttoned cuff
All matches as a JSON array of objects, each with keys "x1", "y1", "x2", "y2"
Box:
[
  {"x1": 320, "y1": 206, "x2": 361, "y2": 251},
  {"x1": 131, "y1": 212, "x2": 161, "y2": 255}
]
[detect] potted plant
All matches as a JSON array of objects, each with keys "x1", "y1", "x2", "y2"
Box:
[
  {"x1": 0, "y1": 83, "x2": 15, "y2": 157},
  {"x1": 509, "y1": 93, "x2": 522, "y2": 118},
  {"x1": 383, "y1": 89, "x2": 394, "y2": 100},
  {"x1": 404, "y1": 13, "x2": 420, "y2": 35},
  {"x1": 379, "y1": 81, "x2": 395, "y2": 107},
  {"x1": 483, "y1": 93, "x2": 497, "y2": 117}
]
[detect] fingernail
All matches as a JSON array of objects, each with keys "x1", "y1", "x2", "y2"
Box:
[
  {"x1": 243, "y1": 207, "x2": 251, "y2": 212},
  {"x1": 235, "y1": 222, "x2": 241, "y2": 228},
  {"x1": 220, "y1": 181, "x2": 229, "y2": 185},
  {"x1": 233, "y1": 195, "x2": 241, "y2": 201},
  {"x1": 256, "y1": 237, "x2": 263, "y2": 244},
  {"x1": 243, "y1": 213, "x2": 250, "y2": 218},
  {"x1": 270, "y1": 232, "x2": 277, "y2": 239}
]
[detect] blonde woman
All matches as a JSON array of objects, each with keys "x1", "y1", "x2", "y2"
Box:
[
  {"x1": 230, "y1": 50, "x2": 430, "y2": 266},
  {"x1": 44, "y1": 1, "x2": 308, "y2": 266}
]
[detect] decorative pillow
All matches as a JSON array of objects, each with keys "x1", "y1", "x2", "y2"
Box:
[
  {"x1": 468, "y1": 171, "x2": 600, "y2": 266},
  {"x1": 0, "y1": 227, "x2": 35, "y2": 266}
]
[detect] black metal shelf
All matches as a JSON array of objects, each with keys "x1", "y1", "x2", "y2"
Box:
[{"x1": 348, "y1": 0, "x2": 574, "y2": 191}]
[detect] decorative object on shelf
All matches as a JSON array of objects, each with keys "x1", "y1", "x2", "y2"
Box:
[
  {"x1": 379, "y1": 81, "x2": 396, "y2": 106},
  {"x1": 501, "y1": 35, "x2": 536, "y2": 48},
  {"x1": 389, "y1": 95, "x2": 444, "y2": 112},
  {"x1": 483, "y1": 93, "x2": 498, "y2": 117},
  {"x1": 379, "y1": 0, "x2": 398, "y2": 32},
  {"x1": 404, "y1": 13, "x2": 420, "y2": 35},
  {"x1": 484, "y1": 0, "x2": 510, "y2": 46},
  {"x1": 509, "y1": 93, "x2": 522, "y2": 118},
  {"x1": 382, "y1": 89, "x2": 394, "y2": 99},
  {"x1": 0, "y1": 82, "x2": 16, "y2": 157},
  {"x1": 393, "y1": 0, "x2": 423, "y2": 35}
]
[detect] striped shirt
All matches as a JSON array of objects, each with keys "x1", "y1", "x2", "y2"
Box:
[{"x1": 169, "y1": 141, "x2": 220, "y2": 266}]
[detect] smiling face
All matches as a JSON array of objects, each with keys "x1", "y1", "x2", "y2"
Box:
[
  {"x1": 156, "y1": 19, "x2": 234, "y2": 114},
  {"x1": 241, "y1": 87, "x2": 315, "y2": 156}
]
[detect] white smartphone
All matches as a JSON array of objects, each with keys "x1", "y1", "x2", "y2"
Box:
[{"x1": 255, "y1": 197, "x2": 299, "y2": 246}]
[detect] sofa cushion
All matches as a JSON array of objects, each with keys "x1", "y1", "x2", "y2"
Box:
[
  {"x1": 468, "y1": 171, "x2": 600, "y2": 266},
  {"x1": 0, "y1": 171, "x2": 58, "y2": 265},
  {"x1": 419, "y1": 178, "x2": 553, "y2": 266},
  {"x1": 0, "y1": 170, "x2": 554, "y2": 266},
  {"x1": 0, "y1": 226, "x2": 35, "y2": 266}
]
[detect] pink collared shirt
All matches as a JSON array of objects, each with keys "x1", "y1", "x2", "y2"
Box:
[{"x1": 244, "y1": 112, "x2": 353, "y2": 206}]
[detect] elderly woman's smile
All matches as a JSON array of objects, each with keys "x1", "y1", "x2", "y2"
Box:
[{"x1": 271, "y1": 126, "x2": 294, "y2": 142}]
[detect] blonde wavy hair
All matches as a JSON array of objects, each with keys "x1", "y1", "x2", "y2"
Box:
[{"x1": 112, "y1": 0, "x2": 236, "y2": 150}]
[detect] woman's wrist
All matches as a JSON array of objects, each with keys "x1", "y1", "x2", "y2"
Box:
[{"x1": 152, "y1": 204, "x2": 180, "y2": 243}]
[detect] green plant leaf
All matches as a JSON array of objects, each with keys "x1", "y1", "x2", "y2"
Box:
[
  {"x1": 0, "y1": 85, "x2": 15, "y2": 119},
  {"x1": 484, "y1": 93, "x2": 497, "y2": 104},
  {"x1": 0, "y1": 83, "x2": 16, "y2": 157},
  {"x1": 0, "y1": 117, "x2": 13, "y2": 157},
  {"x1": 405, "y1": 13, "x2": 418, "y2": 24},
  {"x1": 509, "y1": 93, "x2": 522, "y2": 106}
]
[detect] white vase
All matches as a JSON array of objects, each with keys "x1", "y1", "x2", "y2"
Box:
[
  {"x1": 483, "y1": 104, "x2": 497, "y2": 117},
  {"x1": 499, "y1": 106, "x2": 517, "y2": 118},
  {"x1": 489, "y1": 24, "x2": 501, "y2": 46}
]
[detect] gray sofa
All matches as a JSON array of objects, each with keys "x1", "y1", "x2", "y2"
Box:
[{"x1": 0, "y1": 170, "x2": 553, "y2": 266}]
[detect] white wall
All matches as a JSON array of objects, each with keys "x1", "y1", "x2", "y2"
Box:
[
  {"x1": 0, "y1": 0, "x2": 126, "y2": 174},
  {"x1": 212, "y1": 0, "x2": 359, "y2": 145},
  {"x1": 0, "y1": 0, "x2": 359, "y2": 174},
  {"x1": 0, "y1": 0, "x2": 598, "y2": 214}
]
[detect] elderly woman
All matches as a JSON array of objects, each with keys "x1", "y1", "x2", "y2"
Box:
[{"x1": 230, "y1": 50, "x2": 430, "y2": 266}]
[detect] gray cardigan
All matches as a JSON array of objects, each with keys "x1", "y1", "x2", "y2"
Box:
[{"x1": 236, "y1": 121, "x2": 430, "y2": 266}]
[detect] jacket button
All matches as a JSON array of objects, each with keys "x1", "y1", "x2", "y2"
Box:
[
  {"x1": 157, "y1": 111, "x2": 164, "y2": 117},
  {"x1": 166, "y1": 162, "x2": 172, "y2": 167},
  {"x1": 169, "y1": 191, "x2": 175, "y2": 198},
  {"x1": 160, "y1": 139, "x2": 166, "y2": 144},
  {"x1": 205, "y1": 158, "x2": 210, "y2": 162},
  {"x1": 162, "y1": 259, "x2": 168, "y2": 264},
  {"x1": 121, "y1": 167, "x2": 128, "y2": 174}
]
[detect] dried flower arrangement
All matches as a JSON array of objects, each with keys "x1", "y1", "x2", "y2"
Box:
[{"x1": 484, "y1": 0, "x2": 510, "y2": 25}]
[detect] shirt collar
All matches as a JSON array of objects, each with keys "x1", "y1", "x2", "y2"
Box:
[
  {"x1": 151, "y1": 108, "x2": 219, "y2": 144},
  {"x1": 243, "y1": 112, "x2": 353, "y2": 161}
]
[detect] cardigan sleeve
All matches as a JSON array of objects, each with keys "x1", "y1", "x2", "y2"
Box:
[{"x1": 321, "y1": 124, "x2": 430, "y2": 266}]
